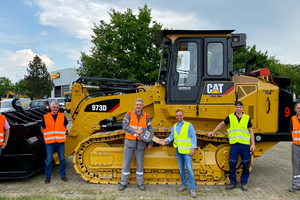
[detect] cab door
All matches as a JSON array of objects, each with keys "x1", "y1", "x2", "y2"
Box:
[{"x1": 166, "y1": 39, "x2": 203, "y2": 104}]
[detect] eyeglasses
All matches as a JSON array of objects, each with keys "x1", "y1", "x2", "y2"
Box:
[{"x1": 52, "y1": 107, "x2": 59, "y2": 109}]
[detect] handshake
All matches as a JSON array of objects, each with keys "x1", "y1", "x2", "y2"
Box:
[{"x1": 157, "y1": 138, "x2": 168, "y2": 145}]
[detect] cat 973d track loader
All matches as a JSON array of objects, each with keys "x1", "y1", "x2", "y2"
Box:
[{"x1": 64, "y1": 30, "x2": 294, "y2": 185}]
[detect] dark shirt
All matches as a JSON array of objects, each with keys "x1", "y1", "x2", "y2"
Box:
[
  {"x1": 289, "y1": 116, "x2": 300, "y2": 131},
  {"x1": 41, "y1": 114, "x2": 68, "y2": 128},
  {"x1": 223, "y1": 112, "x2": 252, "y2": 128}
]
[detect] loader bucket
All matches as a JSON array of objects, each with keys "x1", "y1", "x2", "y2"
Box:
[{"x1": 0, "y1": 109, "x2": 47, "y2": 179}]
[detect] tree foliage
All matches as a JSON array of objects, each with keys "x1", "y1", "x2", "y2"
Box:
[
  {"x1": 24, "y1": 55, "x2": 54, "y2": 99},
  {"x1": 0, "y1": 77, "x2": 14, "y2": 98},
  {"x1": 77, "y1": 4, "x2": 163, "y2": 84}
]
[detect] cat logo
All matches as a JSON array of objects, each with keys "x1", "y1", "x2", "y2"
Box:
[
  {"x1": 203, "y1": 82, "x2": 234, "y2": 95},
  {"x1": 207, "y1": 83, "x2": 224, "y2": 94}
]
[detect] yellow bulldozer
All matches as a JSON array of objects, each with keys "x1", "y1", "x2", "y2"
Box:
[
  {"x1": 0, "y1": 30, "x2": 293, "y2": 183},
  {"x1": 62, "y1": 30, "x2": 293, "y2": 185}
]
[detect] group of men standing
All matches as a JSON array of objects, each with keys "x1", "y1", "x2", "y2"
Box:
[
  {"x1": 118, "y1": 99, "x2": 255, "y2": 198},
  {"x1": 117, "y1": 99, "x2": 300, "y2": 198},
  {"x1": 1, "y1": 98, "x2": 299, "y2": 196}
]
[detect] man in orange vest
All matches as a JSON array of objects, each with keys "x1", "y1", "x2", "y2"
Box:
[
  {"x1": 0, "y1": 114, "x2": 10, "y2": 156},
  {"x1": 118, "y1": 98, "x2": 153, "y2": 191},
  {"x1": 41, "y1": 101, "x2": 68, "y2": 184},
  {"x1": 289, "y1": 102, "x2": 300, "y2": 192}
]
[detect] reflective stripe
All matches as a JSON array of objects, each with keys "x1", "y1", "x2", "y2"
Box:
[
  {"x1": 178, "y1": 146, "x2": 191, "y2": 149},
  {"x1": 175, "y1": 139, "x2": 192, "y2": 143},
  {"x1": 228, "y1": 129, "x2": 249, "y2": 134},
  {"x1": 293, "y1": 131, "x2": 300, "y2": 133},
  {"x1": 44, "y1": 131, "x2": 66, "y2": 136},
  {"x1": 0, "y1": 133, "x2": 3, "y2": 137},
  {"x1": 122, "y1": 171, "x2": 130, "y2": 175},
  {"x1": 0, "y1": 139, "x2": 3, "y2": 142},
  {"x1": 136, "y1": 171, "x2": 143, "y2": 175},
  {"x1": 229, "y1": 136, "x2": 250, "y2": 140},
  {"x1": 44, "y1": 136, "x2": 66, "y2": 141},
  {"x1": 293, "y1": 137, "x2": 300, "y2": 141},
  {"x1": 129, "y1": 125, "x2": 142, "y2": 130},
  {"x1": 125, "y1": 132, "x2": 138, "y2": 137},
  {"x1": 294, "y1": 175, "x2": 300, "y2": 178}
]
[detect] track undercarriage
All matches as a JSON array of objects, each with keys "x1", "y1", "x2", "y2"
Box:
[{"x1": 73, "y1": 129, "x2": 247, "y2": 185}]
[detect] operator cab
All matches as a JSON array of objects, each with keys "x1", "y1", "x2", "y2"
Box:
[{"x1": 155, "y1": 30, "x2": 246, "y2": 104}]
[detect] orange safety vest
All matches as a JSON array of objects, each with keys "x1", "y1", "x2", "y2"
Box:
[
  {"x1": 42, "y1": 113, "x2": 67, "y2": 144},
  {"x1": 292, "y1": 115, "x2": 300, "y2": 145},
  {"x1": 0, "y1": 114, "x2": 5, "y2": 146},
  {"x1": 125, "y1": 110, "x2": 149, "y2": 140}
]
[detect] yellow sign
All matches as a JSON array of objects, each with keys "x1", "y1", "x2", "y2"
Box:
[{"x1": 51, "y1": 73, "x2": 60, "y2": 79}]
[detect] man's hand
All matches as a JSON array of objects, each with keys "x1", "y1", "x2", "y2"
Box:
[
  {"x1": 207, "y1": 132, "x2": 214, "y2": 138},
  {"x1": 250, "y1": 144, "x2": 255, "y2": 152},
  {"x1": 189, "y1": 148, "x2": 195, "y2": 156},
  {"x1": 135, "y1": 129, "x2": 144, "y2": 135},
  {"x1": 159, "y1": 139, "x2": 168, "y2": 145},
  {"x1": 148, "y1": 145, "x2": 152, "y2": 149},
  {"x1": 2, "y1": 142, "x2": 7, "y2": 149}
]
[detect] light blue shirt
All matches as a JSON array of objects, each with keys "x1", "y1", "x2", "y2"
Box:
[{"x1": 165, "y1": 120, "x2": 197, "y2": 149}]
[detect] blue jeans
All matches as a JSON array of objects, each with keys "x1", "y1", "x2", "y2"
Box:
[
  {"x1": 176, "y1": 148, "x2": 195, "y2": 190},
  {"x1": 229, "y1": 143, "x2": 251, "y2": 185},
  {"x1": 45, "y1": 142, "x2": 66, "y2": 178},
  {"x1": 0, "y1": 145, "x2": 2, "y2": 156}
]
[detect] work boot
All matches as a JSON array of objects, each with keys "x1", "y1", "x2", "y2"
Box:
[
  {"x1": 138, "y1": 185, "x2": 145, "y2": 191},
  {"x1": 118, "y1": 185, "x2": 127, "y2": 191},
  {"x1": 226, "y1": 184, "x2": 237, "y2": 190},
  {"x1": 61, "y1": 177, "x2": 68, "y2": 182},
  {"x1": 288, "y1": 187, "x2": 300, "y2": 193},
  {"x1": 177, "y1": 185, "x2": 187, "y2": 192},
  {"x1": 45, "y1": 177, "x2": 50, "y2": 184},
  {"x1": 241, "y1": 184, "x2": 248, "y2": 191},
  {"x1": 190, "y1": 189, "x2": 197, "y2": 198}
]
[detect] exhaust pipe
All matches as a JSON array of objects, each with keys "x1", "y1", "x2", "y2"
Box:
[{"x1": 245, "y1": 56, "x2": 256, "y2": 76}]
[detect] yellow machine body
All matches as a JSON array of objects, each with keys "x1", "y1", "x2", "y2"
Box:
[{"x1": 64, "y1": 30, "x2": 294, "y2": 185}]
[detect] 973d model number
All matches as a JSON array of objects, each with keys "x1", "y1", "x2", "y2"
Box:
[
  {"x1": 91, "y1": 104, "x2": 107, "y2": 111},
  {"x1": 85, "y1": 99, "x2": 120, "y2": 113}
]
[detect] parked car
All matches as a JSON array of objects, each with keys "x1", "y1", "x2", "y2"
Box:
[
  {"x1": 48, "y1": 97, "x2": 65, "y2": 109},
  {"x1": 29, "y1": 99, "x2": 64, "y2": 113},
  {"x1": 28, "y1": 99, "x2": 51, "y2": 112},
  {"x1": 0, "y1": 98, "x2": 31, "y2": 113}
]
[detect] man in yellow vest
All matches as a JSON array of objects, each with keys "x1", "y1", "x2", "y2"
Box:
[
  {"x1": 159, "y1": 109, "x2": 197, "y2": 198},
  {"x1": 288, "y1": 102, "x2": 300, "y2": 192},
  {"x1": 118, "y1": 98, "x2": 153, "y2": 191},
  {"x1": 41, "y1": 101, "x2": 68, "y2": 184},
  {"x1": 208, "y1": 101, "x2": 255, "y2": 191},
  {"x1": 0, "y1": 114, "x2": 10, "y2": 156}
]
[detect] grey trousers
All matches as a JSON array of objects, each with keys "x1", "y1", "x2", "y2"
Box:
[
  {"x1": 120, "y1": 144, "x2": 145, "y2": 186},
  {"x1": 292, "y1": 143, "x2": 300, "y2": 188}
]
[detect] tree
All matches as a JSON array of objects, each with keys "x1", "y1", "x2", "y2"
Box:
[
  {"x1": 24, "y1": 55, "x2": 54, "y2": 99},
  {"x1": 0, "y1": 77, "x2": 14, "y2": 98},
  {"x1": 77, "y1": 4, "x2": 163, "y2": 84}
]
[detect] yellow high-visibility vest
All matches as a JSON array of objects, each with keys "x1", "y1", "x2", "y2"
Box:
[
  {"x1": 227, "y1": 113, "x2": 250, "y2": 145},
  {"x1": 173, "y1": 121, "x2": 192, "y2": 154}
]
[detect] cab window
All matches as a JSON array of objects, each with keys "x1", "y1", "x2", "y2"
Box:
[
  {"x1": 207, "y1": 43, "x2": 223, "y2": 75},
  {"x1": 176, "y1": 42, "x2": 198, "y2": 86}
]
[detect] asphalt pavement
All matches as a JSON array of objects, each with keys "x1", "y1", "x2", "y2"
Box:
[{"x1": 0, "y1": 141, "x2": 299, "y2": 200}]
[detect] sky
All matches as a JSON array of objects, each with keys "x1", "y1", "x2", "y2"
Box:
[{"x1": 1, "y1": 0, "x2": 300, "y2": 84}]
